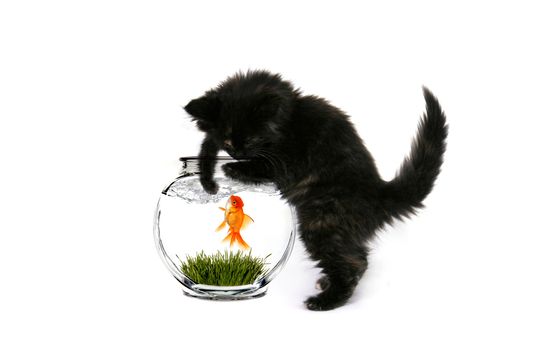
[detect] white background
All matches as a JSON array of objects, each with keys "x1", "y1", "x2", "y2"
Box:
[{"x1": 1, "y1": 1, "x2": 535, "y2": 349}]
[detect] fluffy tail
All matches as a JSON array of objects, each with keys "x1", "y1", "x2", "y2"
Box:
[{"x1": 381, "y1": 87, "x2": 448, "y2": 222}]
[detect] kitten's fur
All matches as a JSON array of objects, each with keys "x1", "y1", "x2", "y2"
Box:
[{"x1": 185, "y1": 70, "x2": 448, "y2": 311}]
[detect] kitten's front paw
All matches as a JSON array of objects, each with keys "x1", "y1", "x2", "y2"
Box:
[
  {"x1": 200, "y1": 178, "x2": 219, "y2": 194},
  {"x1": 222, "y1": 162, "x2": 242, "y2": 180}
]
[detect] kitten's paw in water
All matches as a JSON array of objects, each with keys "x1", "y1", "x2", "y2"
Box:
[{"x1": 201, "y1": 178, "x2": 219, "y2": 194}]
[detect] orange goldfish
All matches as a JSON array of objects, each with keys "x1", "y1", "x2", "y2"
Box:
[{"x1": 216, "y1": 195, "x2": 254, "y2": 250}]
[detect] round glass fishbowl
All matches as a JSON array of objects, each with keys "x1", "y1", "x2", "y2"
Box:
[{"x1": 154, "y1": 157, "x2": 297, "y2": 300}]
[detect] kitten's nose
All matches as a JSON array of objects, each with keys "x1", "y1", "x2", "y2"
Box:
[{"x1": 223, "y1": 139, "x2": 233, "y2": 150}]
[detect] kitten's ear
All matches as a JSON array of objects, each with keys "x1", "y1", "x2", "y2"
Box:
[{"x1": 184, "y1": 94, "x2": 220, "y2": 131}]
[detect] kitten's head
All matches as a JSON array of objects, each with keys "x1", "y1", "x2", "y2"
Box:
[{"x1": 185, "y1": 70, "x2": 297, "y2": 158}]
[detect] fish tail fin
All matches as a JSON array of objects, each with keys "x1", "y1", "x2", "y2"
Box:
[
  {"x1": 222, "y1": 230, "x2": 233, "y2": 244},
  {"x1": 222, "y1": 229, "x2": 250, "y2": 249},
  {"x1": 235, "y1": 231, "x2": 250, "y2": 250},
  {"x1": 230, "y1": 233, "x2": 237, "y2": 247}
]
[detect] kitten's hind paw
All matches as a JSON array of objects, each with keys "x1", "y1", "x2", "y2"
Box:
[
  {"x1": 305, "y1": 287, "x2": 352, "y2": 311},
  {"x1": 315, "y1": 276, "x2": 331, "y2": 291},
  {"x1": 305, "y1": 295, "x2": 337, "y2": 311},
  {"x1": 200, "y1": 178, "x2": 219, "y2": 194}
]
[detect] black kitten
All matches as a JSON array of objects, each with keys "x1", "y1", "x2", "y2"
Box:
[{"x1": 185, "y1": 70, "x2": 448, "y2": 311}]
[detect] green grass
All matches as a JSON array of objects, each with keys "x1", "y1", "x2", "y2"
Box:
[{"x1": 178, "y1": 250, "x2": 270, "y2": 286}]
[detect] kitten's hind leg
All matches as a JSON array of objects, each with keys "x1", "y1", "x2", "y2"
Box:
[
  {"x1": 315, "y1": 275, "x2": 331, "y2": 291},
  {"x1": 301, "y1": 229, "x2": 369, "y2": 311},
  {"x1": 306, "y1": 253, "x2": 368, "y2": 311}
]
